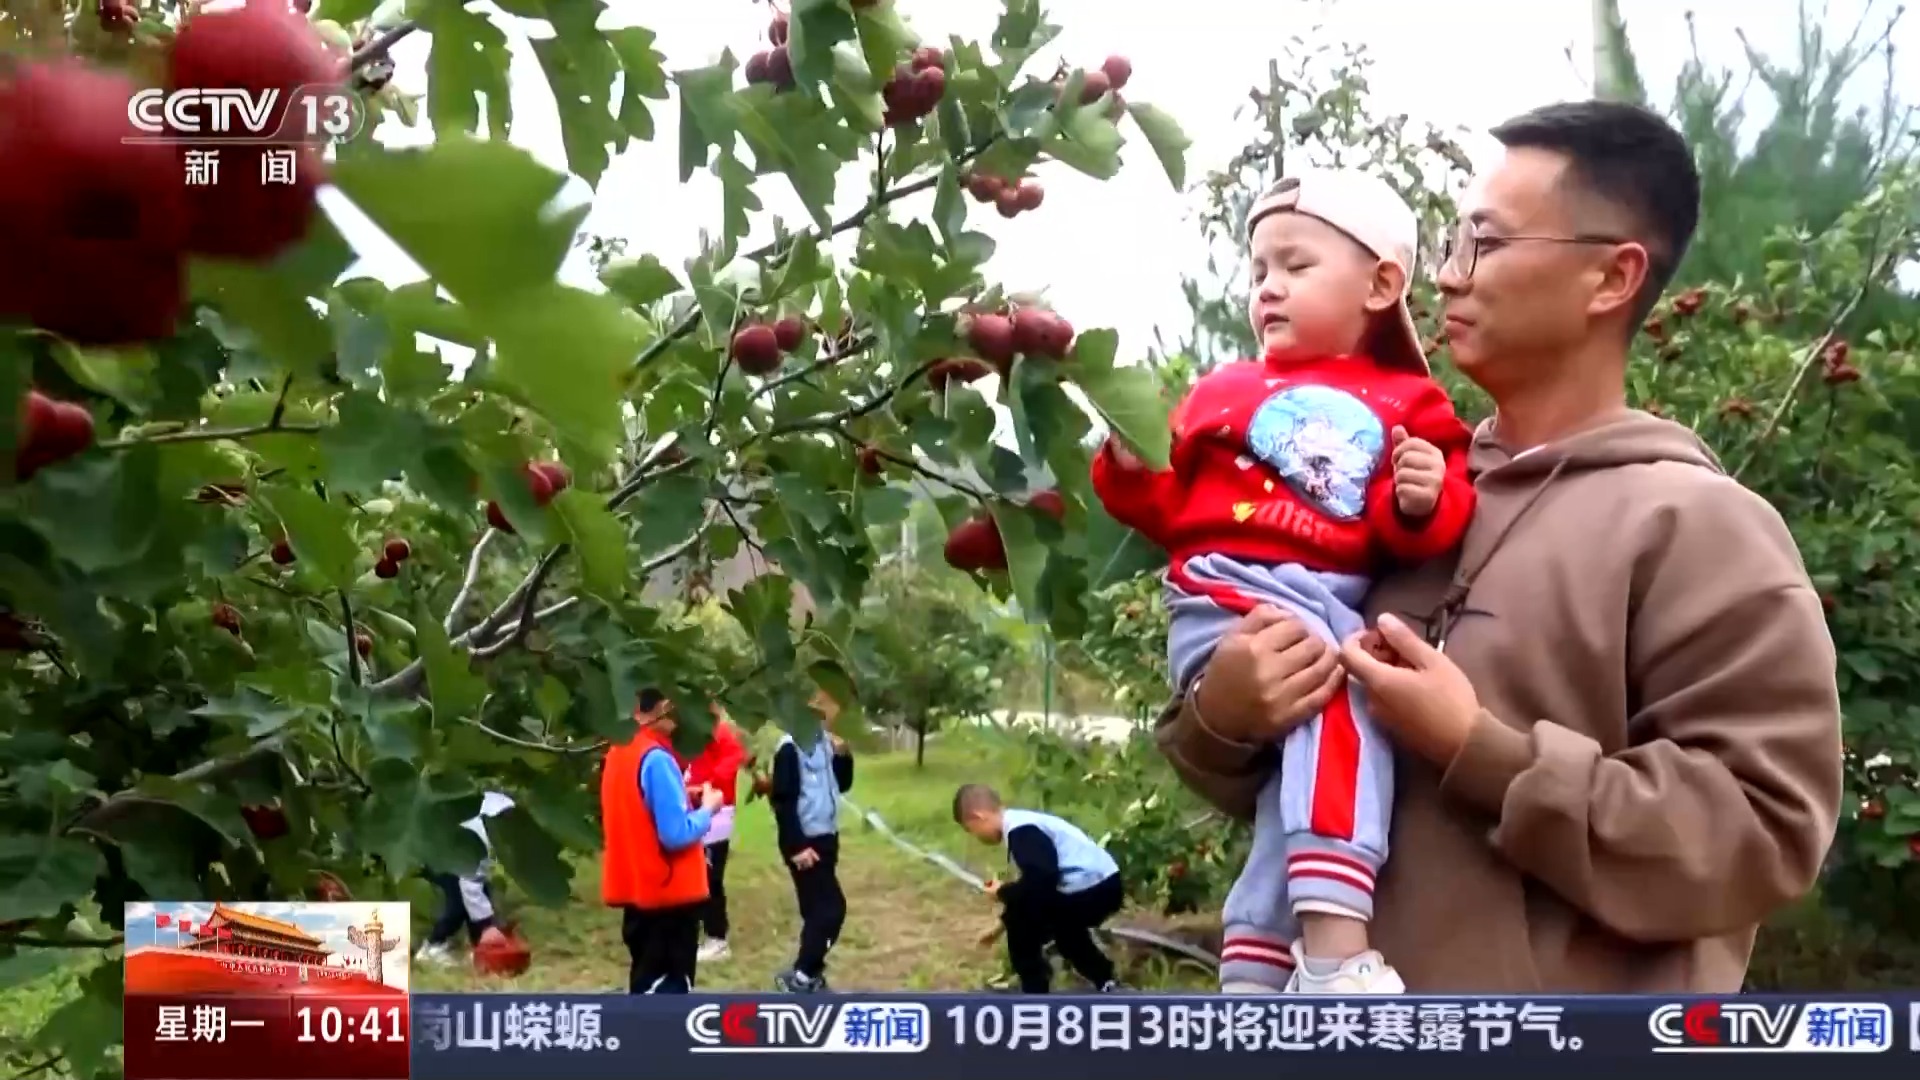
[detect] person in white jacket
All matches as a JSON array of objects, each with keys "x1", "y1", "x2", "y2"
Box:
[{"x1": 415, "y1": 791, "x2": 513, "y2": 965}]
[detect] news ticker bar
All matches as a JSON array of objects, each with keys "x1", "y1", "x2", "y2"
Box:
[{"x1": 124, "y1": 994, "x2": 1920, "y2": 1080}]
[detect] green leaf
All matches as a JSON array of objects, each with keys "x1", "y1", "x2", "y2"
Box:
[
  {"x1": 1128, "y1": 102, "x2": 1191, "y2": 190},
  {"x1": 631, "y1": 473, "x2": 710, "y2": 552},
  {"x1": 1072, "y1": 340, "x2": 1171, "y2": 471},
  {"x1": 420, "y1": 0, "x2": 513, "y2": 138},
  {"x1": 31, "y1": 961, "x2": 122, "y2": 1078},
  {"x1": 789, "y1": 0, "x2": 858, "y2": 86},
  {"x1": 21, "y1": 452, "x2": 164, "y2": 577},
  {"x1": 484, "y1": 284, "x2": 647, "y2": 468},
  {"x1": 484, "y1": 807, "x2": 575, "y2": 906},
  {"x1": 987, "y1": 501, "x2": 1048, "y2": 619},
  {"x1": 608, "y1": 27, "x2": 670, "y2": 141},
  {"x1": 601, "y1": 254, "x2": 683, "y2": 308},
  {"x1": 318, "y1": 392, "x2": 425, "y2": 493},
  {"x1": 714, "y1": 151, "x2": 762, "y2": 252},
  {"x1": 188, "y1": 217, "x2": 355, "y2": 376},
  {"x1": 355, "y1": 759, "x2": 487, "y2": 876},
  {"x1": 330, "y1": 138, "x2": 585, "y2": 307},
  {"x1": 50, "y1": 342, "x2": 159, "y2": 412},
  {"x1": 260, "y1": 485, "x2": 359, "y2": 589},
  {"x1": 415, "y1": 609, "x2": 487, "y2": 723},
  {"x1": 1084, "y1": 504, "x2": 1167, "y2": 587},
  {"x1": 94, "y1": 801, "x2": 208, "y2": 901},
  {"x1": 315, "y1": 0, "x2": 380, "y2": 20},
  {"x1": 1045, "y1": 103, "x2": 1124, "y2": 180},
  {"x1": 0, "y1": 835, "x2": 106, "y2": 923},
  {"x1": 531, "y1": 20, "x2": 621, "y2": 188},
  {"x1": 675, "y1": 62, "x2": 738, "y2": 182},
  {"x1": 552, "y1": 488, "x2": 629, "y2": 606},
  {"x1": 193, "y1": 687, "x2": 308, "y2": 737}
]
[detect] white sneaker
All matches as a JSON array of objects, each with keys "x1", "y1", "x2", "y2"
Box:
[
  {"x1": 1286, "y1": 942, "x2": 1404, "y2": 994},
  {"x1": 414, "y1": 941, "x2": 456, "y2": 967},
  {"x1": 1220, "y1": 980, "x2": 1283, "y2": 994},
  {"x1": 697, "y1": 938, "x2": 731, "y2": 962}
]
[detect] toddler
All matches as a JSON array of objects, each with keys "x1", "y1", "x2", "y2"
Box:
[{"x1": 1091, "y1": 169, "x2": 1474, "y2": 994}]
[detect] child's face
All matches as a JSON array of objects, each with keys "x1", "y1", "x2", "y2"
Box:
[
  {"x1": 961, "y1": 810, "x2": 1003, "y2": 844},
  {"x1": 1248, "y1": 211, "x2": 1400, "y2": 361}
]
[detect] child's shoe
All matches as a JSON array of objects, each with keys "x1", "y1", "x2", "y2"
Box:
[
  {"x1": 1285, "y1": 942, "x2": 1404, "y2": 994},
  {"x1": 697, "y1": 938, "x2": 731, "y2": 962},
  {"x1": 774, "y1": 968, "x2": 829, "y2": 993},
  {"x1": 414, "y1": 941, "x2": 456, "y2": 967}
]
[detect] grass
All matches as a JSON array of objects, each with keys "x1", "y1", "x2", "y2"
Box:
[{"x1": 412, "y1": 729, "x2": 1043, "y2": 993}]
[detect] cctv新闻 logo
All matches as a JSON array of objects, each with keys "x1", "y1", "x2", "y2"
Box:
[
  {"x1": 685, "y1": 1001, "x2": 930, "y2": 1053},
  {"x1": 1648, "y1": 1001, "x2": 1893, "y2": 1053}
]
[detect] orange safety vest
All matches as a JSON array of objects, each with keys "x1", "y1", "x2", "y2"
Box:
[{"x1": 600, "y1": 727, "x2": 711, "y2": 910}]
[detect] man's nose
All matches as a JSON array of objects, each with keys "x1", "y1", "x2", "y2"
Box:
[{"x1": 1436, "y1": 257, "x2": 1468, "y2": 296}]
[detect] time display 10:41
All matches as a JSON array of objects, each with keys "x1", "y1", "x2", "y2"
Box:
[{"x1": 294, "y1": 1004, "x2": 406, "y2": 1044}]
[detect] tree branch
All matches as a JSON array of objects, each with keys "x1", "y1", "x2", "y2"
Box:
[
  {"x1": 102, "y1": 421, "x2": 325, "y2": 450},
  {"x1": 749, "y1": 333, "x2": 879, "y2": 402},
  {"x1": 339, "y1": 590, "x2": 362, "y2": 686},
  {"x1": 829, "y1": 426, "x2": 995, "y2": 501},
  {"x1": 444, "y1": 530, "x2": 498, "y2": 636},
  {"x1": 758, "y1": 356, "x2": 944, "y2": 444},
  {"x1": 350, "y1": 21, "x2": 417, "y2": 71},
  {"x1": 69, "y1": 737, "x2": 288, "y2": 834},
  {"x1": 3, "y1": 932, "x2": 123, "y2": 949}
]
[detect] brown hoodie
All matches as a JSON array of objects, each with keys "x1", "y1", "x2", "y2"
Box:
[{"x1": 1157, "y1": 410, "x2": 1842, "y2": 992}]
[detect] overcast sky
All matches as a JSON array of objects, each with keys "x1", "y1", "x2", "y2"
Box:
[{"x1": 322, "y1": 0, "x2": 1916, "y2": 365}]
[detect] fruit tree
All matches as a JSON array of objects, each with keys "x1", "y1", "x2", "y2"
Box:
[{"x1": 0, "y1": 0, "x2": 1191, "y2": 1071}]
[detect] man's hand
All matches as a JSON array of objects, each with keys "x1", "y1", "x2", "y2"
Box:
[
  {"x1": 1338, "y1": 613, "x2": 1480, "y2": 767},
  {"x1": 790, "y1": 848, "x2": 820, "y2": 870},
  {"x1": 828, "y1": 733, "x2": 848, "y2": 755},
  {"x1": 1192, "y1": 606, "x2": 1344, "y2": 744},
  {"x1": 700, "y1": 785, "x2": 724, "y2": 813},
  {"x1": 1390, "y1": 426, "x2": 1445, "y2": 517}
]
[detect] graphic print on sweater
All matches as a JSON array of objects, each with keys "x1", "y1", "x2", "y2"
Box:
[{"x1": 1244, "y1": 385, "x2": 1386, "y2": 522}]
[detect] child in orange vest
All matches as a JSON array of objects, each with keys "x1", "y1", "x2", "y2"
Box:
[{"x1": 600, "y1": 689, "x2": 722, "y2": 993}]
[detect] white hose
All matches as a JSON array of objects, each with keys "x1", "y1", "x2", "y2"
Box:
[{"x1": 842, "y1": 799, "x2": 1222, "y2": 970}]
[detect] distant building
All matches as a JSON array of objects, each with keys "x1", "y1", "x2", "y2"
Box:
[{"x1": 185, "y1": 903, "x2": 330, "y2": 965}]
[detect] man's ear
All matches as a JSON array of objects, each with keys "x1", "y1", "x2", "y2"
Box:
[
  {"x1": 1366, "y1": 259, "x2": 1409, "y2": 314},
  {"x1": 1588, "y1": 241, "x2": 1651, "y2": 321}
]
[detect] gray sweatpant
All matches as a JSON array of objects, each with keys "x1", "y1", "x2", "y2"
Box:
[{"x1": 1166, "y1": 554, "x2": 1394, "y2": 990}]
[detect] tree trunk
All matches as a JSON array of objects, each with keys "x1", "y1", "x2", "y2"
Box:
[{"x1": 915, "y1": 719, "x2": 927, "y2": 768}]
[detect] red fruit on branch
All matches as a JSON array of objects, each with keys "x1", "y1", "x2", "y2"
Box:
[
  {"x1": 964, "y1": 172, "x2": 1005, "y2": 203},
  {"x1": 1718, "y1": 397, "x2": 1757, "y2": 420},
  {"x1": 745, "y1": 50, "x2": 772, "y2": 85},
  {"x1": 769, "y1": 12, "x2": 789, "y2": 46},
  {"x1": 1822, "y1": 340, "x2": 1851, "y2": 367},
  {"x1": 382, "y1": 538, "x2": 411, "y2": 563},
  {"x1": 927, "y1": 358, "x2": 995, "y2": 391},
  {"x1": 527, "y1": 461, "x2": 571, "y2": 498},
  {"x1": 185, "y1": 145, "x2": 325, "y2": 261},
  {"x1": 1013, "y1": 309, "x2": 1074, "y2": 359},
  {"x1": 0, "y1": 60, "x2": 190, "y2": 345},
  {"x1": 995, "y1": 187, "x2": 1022, "y2": 218},
  {"x1": 374, "y1": 558, "x2": 399, "y2": 579},
  {"x1": 168, "y1": 2, "x2": 343, "y2": 137},
  {"x1": 911, "y1": 46, "x2": 947, "y2": 72},
  {"x1": 1862, "y1": 798, "x2": 1886, "y2": 820},
  {"x1": 764, "y1": 45, "x2": 795, "y2": 91},
  {"x1": 0, "y1": 613, "x2": 30, "y2": 651},
  {"x1": 485, "y1": 501, "x2": 515, "y2": 534},
  {"x1": 882, "y1": 62, "x2": 944, "y2": 127},
  {"x1": 97, "y1": 0, "x2": 137, "y2": 31},
  {"x1": 1014, "y1": 181, "x2": 1044, "y2": 212},
  {"x1": 271, "y1": 539, "x2": 297, "y2": 565},
  {"x1": 731, "y1": 323, "x2": 783, "y2": 375},
  {"x1": 1672, "y1": 287, "x2": 1705, "y2": 317},
  {"x1": 241, "y1": 805, "x2": 288, "y2": 841},
  {"x1": 1823, "y1": 362, "x2": 1861, "y2": 386},
  {"x1": 858, "y1": 445, "x2": 885, "y2": 476},
  {"x1": 943, "y1": 514, "x2": 1006, "y2": 572},
  {"x1": 355, "y1": 631, "x2": 374, "y2": 658},
  {"x1": 1642, "y1": 316, "x2": 1667, "y2": 342},
  {"x1": 1077, "y1": 68, "x2": 1112, "y2": 105},
  {"x1": 14, "y1": 391, "x2": 97, "y2": 481},
  {"x1": 1100, "y1": 55, "x2": 1133, "y2": 91},
  {"x1": 211, "y1": 602, "x2": 242, "y2": 636},
  {"x1": 773, "y1": 316, "x2": 808, "y2": 353},
  {"x1": 964, "y1": 313, "x2": 1017, "y2": 367},
  {"x1": 1028, "y1": 489, "x2": 1065, "y2": 519}
]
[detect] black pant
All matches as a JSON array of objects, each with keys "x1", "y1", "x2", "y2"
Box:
[
  {"x1": 785, "y1": 833, "x2": 845, "y2": 977},
  {"x1": 1002, "y1": 873, "x2": 1124, "y2": 993},
  {"x1": 425, "y1": 872, "x2": 493, "y2": 946},
  {"x1": 703, "y1": 840, "x2": 730, "y2": 940},
  {"x1": 621, "y1": 903, "x2": 702, "y2": 993}
]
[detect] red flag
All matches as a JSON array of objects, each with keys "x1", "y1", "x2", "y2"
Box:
[
  {"x1": 179, "y1": 920, "x2": 193, "y2": 933},
  {"x1": 155, "y1": 913, "x2": 171, "y2": 928}
]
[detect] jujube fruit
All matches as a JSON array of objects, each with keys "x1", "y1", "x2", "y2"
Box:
[
  {"x1": 773, "y1": 316, "x2": 808, "y2": 352},
  {"x1": 927, "y1": 358, "x2": 994, "y2": 391},
  {"x1": 1100, "y1": 55, "x2": 1132, "y2": 91},
  {"x1": 374, "y1": 558, "x2": 399, "y2": 579},
  {"x1": 943, "y1": 514, "x2": 1006, "y2": 572},
  {"x1": 383, "y1": 537, "x2": 411, "y2": 563},
  {"x1": 1077, "y1": 69, "x2": 1111, "y2": 104},
  {"x1": 964, "y1": 313, "x2": 1017, "y2": 367},
  {"x1": 271, "y1": 539, "x2": 297, "y2": 565},
  {"x1": 1028, "y1": 489, "x2": 1065, "y2": 519},
  {"x1": 212, "y1": 602, "x2": 242, "y2": 635}
]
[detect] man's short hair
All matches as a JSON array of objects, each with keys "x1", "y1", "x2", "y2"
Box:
[
  {"x1": 952, "y1": 783, "x2": 1001, "y2": 822},
  {"x1": 1489, "y1": 100, "x2": 1700, "y2": 322},
  {"x1": 637, "y1": 687, "x2": 667, "y2": 713}
]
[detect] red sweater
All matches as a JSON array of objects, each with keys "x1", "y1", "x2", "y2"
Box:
[
  {"x1": 682, "y1": 720, "x2": 748, "y2": 807},
  {"x1": 1090, "y1": 352, "x2": 1474, "y2": 574}
]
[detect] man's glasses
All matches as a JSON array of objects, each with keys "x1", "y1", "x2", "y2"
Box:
[{"x1": 1440, "y1": 222, "x2": 1632, "y2": 280}]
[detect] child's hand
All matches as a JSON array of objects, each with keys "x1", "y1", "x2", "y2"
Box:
[
  {"x1": 982, "y1": 878, "x2": 1000, "y2": 897},
  {"x1": 1390, "y1": 426, "x2": 1445, "y2": 517},
  {"x1": 1104, "y1": 436, "x2": 1147, "y2": 472}
]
